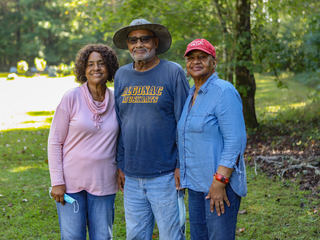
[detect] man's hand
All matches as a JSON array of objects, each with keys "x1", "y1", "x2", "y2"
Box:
[
  {"x1": 117, "y1": 169, "x2": 125, "y2": 193},
  {"x1": 174, "y1": 168, "x2": 183, "y2": 190},
  {"x1": 51, "y1": 184, "x2": 66, "y2": 205}
]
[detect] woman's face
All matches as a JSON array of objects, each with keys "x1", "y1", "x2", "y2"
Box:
[
  {"x1": 85, "y1": 51, "x2": 108, "y2": 86},
  {"x1": 185, "y1": 50, "x2": 216, "y2": 81}
]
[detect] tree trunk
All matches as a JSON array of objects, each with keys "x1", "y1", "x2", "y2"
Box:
[
  {"x1": 213, "y1": 0, "x2": 230, "y2": 82},
  {"x1": 235, "y1": 0, "x2": 258, "y2": 128}
]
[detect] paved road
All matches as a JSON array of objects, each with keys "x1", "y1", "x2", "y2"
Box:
[{"x1": 0, "y1": 76, "x2": 79, "y2": 130}]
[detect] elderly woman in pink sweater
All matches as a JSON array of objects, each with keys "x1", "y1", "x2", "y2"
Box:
[{"x1": 48, "y1": 44, "x2": 119, "y2": 240}]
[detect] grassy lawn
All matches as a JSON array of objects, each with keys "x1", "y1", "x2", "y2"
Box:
[
  {"x1": 0, "y1": 73, "x2": 319, "y2": 239},
  {"x1": 254, "y1": 73, "x2": 315, "y2": 117}
]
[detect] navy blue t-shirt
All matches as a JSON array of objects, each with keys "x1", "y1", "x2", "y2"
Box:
[{"x1": 114, "y1": 59, "x2": 190, "y2": 178}]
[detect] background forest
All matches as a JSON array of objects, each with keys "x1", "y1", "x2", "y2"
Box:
[
  {"x1": 1, "y1": 0, "x2": 319, "y2": 73},
  {"x1": 0, "y1": 0, "x2": 319, "y2": 127}
]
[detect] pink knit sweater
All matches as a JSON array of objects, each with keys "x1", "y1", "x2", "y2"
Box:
[{"x1": 48, "y1": 85, "x2": 119, "y2": 195}]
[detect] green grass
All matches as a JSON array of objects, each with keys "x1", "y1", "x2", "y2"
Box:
[
  {"x1": 0, "y1": 72, "x2": 49, "y2": 79},
  {"x1": 255, "y1": 73, "x2": 316, "y2": 118},
  {"x1": 0, "y1": 128, "x2": 319, "y2": 239},
  {"x1": 0, "y1": 128, "x2": 58, "y2": 239},
  {"x1": 22, "y1": 111, "x2": 55, "y2": 126},
  {"x1": 26, "y1": 111, "x2": 55, "y2": 117},
  {"x1": 1, "y1": 73, "x2": 320, "y2": 239},
  {"x1": 236, "y1": 169, "x2": 320, "y2": 239},
  {"x1": 255, "y1": 73, "x2": 320, "y2": 141}
]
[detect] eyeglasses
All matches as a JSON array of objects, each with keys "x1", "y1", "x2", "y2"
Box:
[{"x1": 127, "y1": 36, "x2": 157, "y2": 44}]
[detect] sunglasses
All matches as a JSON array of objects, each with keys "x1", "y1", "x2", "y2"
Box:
[{"x1": 127, "y1": 36, "x2": 157, "y2": 44}]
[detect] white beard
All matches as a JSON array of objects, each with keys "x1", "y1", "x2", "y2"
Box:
[{"x1": 130, "y1": 47, "x2": 156, "y2": 63}]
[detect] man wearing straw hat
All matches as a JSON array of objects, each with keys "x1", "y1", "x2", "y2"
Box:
[{"x1": 113, "y1": 19, "x2": 189, "y2": 239}]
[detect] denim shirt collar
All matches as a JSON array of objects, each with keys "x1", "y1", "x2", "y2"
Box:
[{"x1": 189, "y1": 73, "x2": 219, "y2": 96}]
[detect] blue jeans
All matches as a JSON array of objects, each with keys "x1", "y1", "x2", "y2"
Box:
[
  {"x1": 56, "y1": 190, "x2": 115, "y2": 240},
  {"x1": 188, "y1": 184, "x2": 241, "y2": 240},
  {"x1": 124, "y1": 173, "x2": 185, "y2": 240}
]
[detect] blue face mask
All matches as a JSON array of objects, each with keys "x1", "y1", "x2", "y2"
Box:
[
  {"x1": 49, "y1": 187, "x2": 79, "y2": 213},
  {"x1": 178, "y1": 189, "x2": 186, "y2": 235},
  {"x1": 64, "y1": 194, "x2": 76, "y2": 204}
]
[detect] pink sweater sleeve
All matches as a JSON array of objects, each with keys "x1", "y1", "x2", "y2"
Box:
[{"x1": 48, "y1": 99, "x2": 71, "y2": 186}]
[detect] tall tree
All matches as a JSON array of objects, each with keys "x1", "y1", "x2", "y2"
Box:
[{"x1": 235, "y1": 0, "x2": 258, "y2": 127}]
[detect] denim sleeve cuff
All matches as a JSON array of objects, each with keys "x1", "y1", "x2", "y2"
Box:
[
  {"x1": 117, "y1": 160, "x2": 124, "y2": 170},
  {"x1": 219, "y1": 152, "x2": 240, "y2": 170},
  {"x1": 175, "y1": 159, "x2": 180, "y2": 169}
]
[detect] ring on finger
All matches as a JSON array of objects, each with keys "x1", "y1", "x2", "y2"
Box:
[{"x1": 220, "y1": 202, "x2": 223, "y2": 204}]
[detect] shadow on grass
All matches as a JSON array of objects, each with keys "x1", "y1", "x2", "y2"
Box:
[
  {"x1": 26, "y1": 111, "x2": 55, "y2": 116},
  {"x1": 17, "y1": 112, "x2": 54, "y2": 127}
]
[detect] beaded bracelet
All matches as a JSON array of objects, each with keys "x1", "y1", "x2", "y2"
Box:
[{"x1": 213, "y1": 173, "x2": 229, "y2": 184}]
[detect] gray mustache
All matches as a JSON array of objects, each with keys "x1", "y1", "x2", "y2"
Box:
[{"x1": 133, "y1": 48, "x2": 148, "y2": 53}]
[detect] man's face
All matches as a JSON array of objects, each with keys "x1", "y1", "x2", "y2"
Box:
[{"x1": 127, "y1": 29, "x2": 159, "y2": 62}]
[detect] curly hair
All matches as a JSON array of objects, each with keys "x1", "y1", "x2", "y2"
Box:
[{"x1": 74, "y1": 44, "x2": 119, "y2": 84}]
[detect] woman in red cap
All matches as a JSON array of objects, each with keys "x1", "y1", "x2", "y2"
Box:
[{"x1": 177, "y1": 39, "x2": 247, "y2": 240}]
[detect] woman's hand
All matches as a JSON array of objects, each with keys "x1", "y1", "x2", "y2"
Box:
[
  {"x1": 205, "y1": 179, "x2": 230, "y2": 216},
  {"x1": 117, "y1": 169, "x2": 125, "y2": 193},
  {"x1": 51, "y1": 185, "x2": 66, "y2": 205}
]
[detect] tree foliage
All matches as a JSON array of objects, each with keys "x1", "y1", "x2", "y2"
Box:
[
  {"x1": 0, "y1": 0, "x2": 107, "y2": 71},
  {"x1": 0, "y1": 0, "x2": 319, "y2": 127}
]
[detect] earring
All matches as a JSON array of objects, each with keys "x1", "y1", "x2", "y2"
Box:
[{"x1": 80, "y1": 75, "x2": 87, "y2": 81}]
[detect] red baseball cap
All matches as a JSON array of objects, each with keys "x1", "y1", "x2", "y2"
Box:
[{"x1": 184, "y1": 39, "x2": 216, "y2": 58}]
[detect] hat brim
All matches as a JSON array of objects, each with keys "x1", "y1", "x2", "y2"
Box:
[{"x1": 113, "y1": 23, "x2": 172, "y2": 55}]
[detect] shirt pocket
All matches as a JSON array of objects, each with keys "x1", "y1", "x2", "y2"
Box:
[{"x1": 187, "y1": 112, "x2": 208, "y2": 133}]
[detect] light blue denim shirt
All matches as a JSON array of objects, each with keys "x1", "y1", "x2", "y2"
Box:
[{"x1": 177, "y1": 73, "x2": 247, "y2": 197}]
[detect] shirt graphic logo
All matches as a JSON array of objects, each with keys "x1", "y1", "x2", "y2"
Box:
[{"x1": 121, "y1": 86, "x2": 163, "y2": 103}]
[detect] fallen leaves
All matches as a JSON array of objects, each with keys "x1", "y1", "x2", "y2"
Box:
[
  {"x1": 245, "y1": 124, "x2": 320, "y2": 195},
  {"x1": 308, "y1": 208, "x2": 318, "y2": 215}
]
